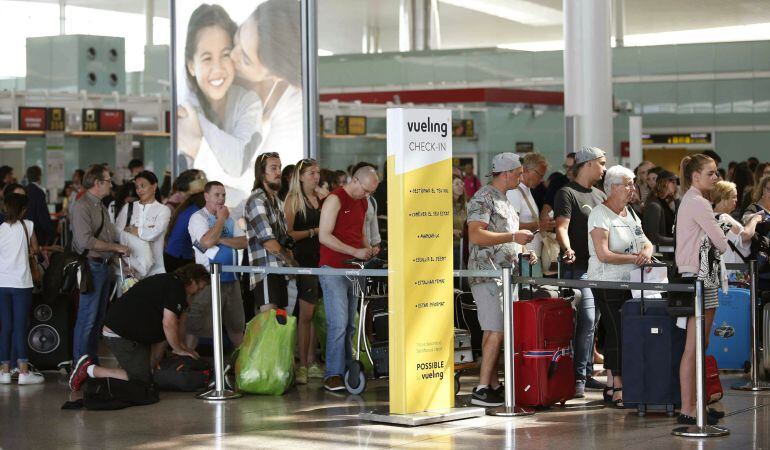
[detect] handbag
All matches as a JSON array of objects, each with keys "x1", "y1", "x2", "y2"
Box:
[
  {"x1": 21, "y1": 221, "x2": 43, "y2": 287},
  {"x1": 665, "y1": 268, "x2": 696, "y2": 317}
]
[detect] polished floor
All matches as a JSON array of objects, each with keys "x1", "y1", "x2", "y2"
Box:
[{"x1": 1, "y1": 371, "x2": 769, "y2": 449}]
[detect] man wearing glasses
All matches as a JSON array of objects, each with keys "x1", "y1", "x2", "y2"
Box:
[
  {"x1": 506, "y1": 153, "x2": 551, "y2": 276},
  {"x1": 69, "y1": 164, "x2": 130, "y2": 383},
  {"x1": 318, "y1": 165, "x2": 379, "y2": 392}
]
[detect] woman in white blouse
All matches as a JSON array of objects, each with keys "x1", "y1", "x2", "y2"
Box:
[
  {"x1": 0, "y1": 193, "x2": 44, "y2": 384},
  {"x1": 711, "y1": 181, "x2": 762, "y2": 284},
  {"x1": 116, "y1": 171, "x2": 171, "y2": 277},
  {"x1": 588, "y1": 165, "x2": 654, "y2": 408}
]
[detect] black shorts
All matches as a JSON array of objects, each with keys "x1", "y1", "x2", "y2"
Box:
[
  {"x1": 296, "y1": 275, "x2": 319, "y2": 304},
  {"x1": 252, "y1": 274, "x2": 288, "y2": 311}
]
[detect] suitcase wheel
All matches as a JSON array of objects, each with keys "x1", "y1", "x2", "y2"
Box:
[
  {"x1": 344, "y1": 361, "x2": 367, "y2": 395},
  {"x1": 637, "y1": 405, "x2": 646, "y2": 417}
]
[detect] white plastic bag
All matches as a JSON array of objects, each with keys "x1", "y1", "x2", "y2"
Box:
[
  {"x1": 629, "y1": 266, "x2": 668, "y2": 299},
  {"x1": 119, "y1": 230, "x2": 153, "y2": 278}
]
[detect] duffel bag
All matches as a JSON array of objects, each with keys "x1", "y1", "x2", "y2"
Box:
[
  {"x1": 153, "y1": 355, "x2": 211, "y2": 392},
  {"x1": 83, "y1": 377, "x2": 159, "y2": 410}
]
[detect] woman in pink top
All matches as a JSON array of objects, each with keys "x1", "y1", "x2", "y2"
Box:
[{"x1": 675, "y1": 154, "x2": 728, "y2": 425}]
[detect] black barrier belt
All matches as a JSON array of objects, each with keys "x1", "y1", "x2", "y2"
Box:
[
  {"x1": 724, "y1": 263, "x2": 751, "y2": 270},
  {"x1": 511, "y1": 275, "x2": 696, "y2": 293},
  {"x1": 220, "y1": 265, "x2": 502, "y2": 279}
]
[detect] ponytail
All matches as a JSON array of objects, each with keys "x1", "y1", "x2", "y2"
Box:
[{"x1": 680, "y1": 153, "x2": 714, "y2": 193}]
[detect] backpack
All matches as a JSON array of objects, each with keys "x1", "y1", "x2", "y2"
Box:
[
  {"x1": 153, "y1": 355, "x2": 211, "y2": 392},
  {"x1": 83, "y1": 378, "x2": 159, "y2": 410}
]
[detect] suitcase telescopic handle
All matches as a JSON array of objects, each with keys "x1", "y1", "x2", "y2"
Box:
[{"x1": 637, "y1": 261, "x2": 671, "y2": 316}]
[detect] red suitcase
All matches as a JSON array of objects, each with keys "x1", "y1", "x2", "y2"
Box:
[
  {"x1": 514, "y1": 297, "x2": 576, "y2": 407},
  {"x1": 706, "y1": 355, "x2": 723, "y2": 404}
]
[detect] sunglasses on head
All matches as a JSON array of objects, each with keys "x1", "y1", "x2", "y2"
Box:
[
  {"x1": 297, "y1": 158, "x2": 317, "y2": 172},
  {"x1": 258, "y1": 152, "x2": 280, "y2": 166}
]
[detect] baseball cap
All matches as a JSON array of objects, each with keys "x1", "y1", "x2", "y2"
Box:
[
  {"x1": 487, "y1": 152, "x2": 521, "y2": 176},
  {"x1": 574, "y1": 146, "x2": 605, "y2": 165}
]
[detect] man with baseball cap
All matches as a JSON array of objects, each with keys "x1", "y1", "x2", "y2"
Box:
[
  {"x1": 467, "y1": 152, "x2": 536, "y2": 407},
  {"x1": 554, "y1": 146, "x2": 607, "y2": 397}
]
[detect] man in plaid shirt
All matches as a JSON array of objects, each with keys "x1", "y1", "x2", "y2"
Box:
[{"x1": 245, "y1": 152, "x2": 292, "y2": 312}]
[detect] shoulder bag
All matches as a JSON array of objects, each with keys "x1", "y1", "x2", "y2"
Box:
[{"x1": 20, "y1": 221, "x2": 43, "y2": 287}]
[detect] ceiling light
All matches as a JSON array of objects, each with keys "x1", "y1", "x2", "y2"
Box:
[{"x1": 440, "y1": 0, "x2": 561, "y2": 26}]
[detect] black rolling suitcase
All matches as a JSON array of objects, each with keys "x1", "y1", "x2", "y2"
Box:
[{"x1": 622, "y1": 296, "x2": 685, "y2": 416}]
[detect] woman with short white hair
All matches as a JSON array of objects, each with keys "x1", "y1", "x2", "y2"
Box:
[{"x1": 588, "y1": 165, "x2": 654, "y2": 407}]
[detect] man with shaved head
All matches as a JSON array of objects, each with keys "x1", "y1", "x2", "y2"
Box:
[{"x1": 317, "y1": 165, "x2": 379, "y2": 392}]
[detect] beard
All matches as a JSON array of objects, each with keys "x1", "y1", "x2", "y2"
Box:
[{"x1": 266, "y1": 181, "x2": 281, "y2": 192}]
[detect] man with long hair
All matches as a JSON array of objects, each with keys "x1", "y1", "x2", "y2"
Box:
[{"x1": 244, "y1": 152, "x2": 293, "y2": 312}]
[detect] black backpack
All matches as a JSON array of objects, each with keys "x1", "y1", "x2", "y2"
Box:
[
  {"x1": 153, "y1": 355, "x2": 211, "y2": 392},
  {"x1": 83, "y1": 378, "x2": 159, "y2": 410}
]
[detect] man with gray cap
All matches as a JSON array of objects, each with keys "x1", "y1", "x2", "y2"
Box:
[
  {"x1": 467, "y1": 152, "x2": 536, "y2": 407},
  {"x1": 554, "y1": 146, "x2": 607, "y2": 397}
]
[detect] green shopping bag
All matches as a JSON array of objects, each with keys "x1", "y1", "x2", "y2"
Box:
[
  {"x1": 312, "y1": 298, "x2": 328, "y2": 355},
  {"x1": 311, "y1": 298, "x2": 373, "y2": 375},
  {"x1": 236, "y1": 309, "x2": 297, "y2": 395}
]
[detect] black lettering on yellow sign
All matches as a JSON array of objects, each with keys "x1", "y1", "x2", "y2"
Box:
[{"x1": 335, "y1": 115, "x2": 367, "y2": 135}]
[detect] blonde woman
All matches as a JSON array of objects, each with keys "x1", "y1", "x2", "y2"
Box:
[
  {"x1": 284, "y1": 158, "x2": 325, "y2": 384},
  {"x1": 711, "y1": 181, "x2": 763, "y2": 285}
]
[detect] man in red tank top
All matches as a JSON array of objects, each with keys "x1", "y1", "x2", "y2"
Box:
[{"x1": 317, "y1": 165, "x2": 379, "y2": 391}]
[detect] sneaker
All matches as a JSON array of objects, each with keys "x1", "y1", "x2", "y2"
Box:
[
  {"x1": 324, "y1": 375, "x2": 345, "y2": 392},
  {"x1": 677, "y1": 413, "x2": 718, "y2": 426},
  {"x1": 471, "y1": 386, "x2": 505, "y2": 407},
  {"x1": 68, "y1": 355, "x2": 93, "y2": 392},
  {"x1": 0, "y1": 371, "x2": 10, "y2": 384},
  {"x1": 296, "y1": 366, "x2": 308, "y2": 385},
  {"x1": 18, "y1": 371, "x2": 44, "y2": 385},
  {"x1": 308, "y1": 364, "x2": 324, "y2": 379},
  {"x1": 492, "y1": 383, "x2": 505, "y2": 397},
  {"x1": 585, "y1": 377, "x2": 605, "y2": 390},
  {"x1": 574, "y1": 379, "x2": 586, "y2": 398}
]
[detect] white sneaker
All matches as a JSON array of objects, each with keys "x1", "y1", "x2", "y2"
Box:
[
  {"x1": 18, "y1": 371, "x2": 44, "y2": 385},
  {"x1": 0, "y1": 371, "x2": 10, "y2": 384}
]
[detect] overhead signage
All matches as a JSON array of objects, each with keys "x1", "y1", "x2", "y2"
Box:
[
  {"x1": 82, "y1": 108, "x2": 125, "y2": 132},
  {"x1": 452, "y1": 119, "x2": 474, "y2": 137},
  {"x1": 19, "y1": 107, "x2": 65, "y2": 131},
  {"x1": 19, "y1": 107, "x2": 46, "y2": 131},
  {"x1": 515, "y1": 141, "x2": 534, "y2": 153},
  {"x1": 335, "y1": 115, "x2": 367, "y2": 135},
  {"x1": 642, "y1": 132, "x2": 712, "y2": 145},
  {"x1": 387, "y1": 108, "x2": 454, "y2": 414}
]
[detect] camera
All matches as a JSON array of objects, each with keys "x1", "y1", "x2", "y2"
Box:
[{"x1": 278, "y1": 234, "x2": 295, "y2": 251}]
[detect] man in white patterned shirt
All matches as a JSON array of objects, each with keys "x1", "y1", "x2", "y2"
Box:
[{"x1": 245, "y1": 152, "x2": 293, "y2": 312}]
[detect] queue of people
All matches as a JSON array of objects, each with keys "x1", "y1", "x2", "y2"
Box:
[
  {"x1": 1, "y1": 146, "x2": 767, "y2": 429},
  {"x1": 464, "y1": 149, "x2": 769, "y2": 427}
]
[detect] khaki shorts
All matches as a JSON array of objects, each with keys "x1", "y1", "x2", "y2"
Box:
[{"x1": 185, "y1": 281, "x2": 245, "y2": 337}]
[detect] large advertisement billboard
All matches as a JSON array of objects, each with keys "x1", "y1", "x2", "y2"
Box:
[{"x1": 173, "y1": 0, "x2": 304, "y2": 210}]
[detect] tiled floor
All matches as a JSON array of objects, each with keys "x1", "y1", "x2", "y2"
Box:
[{"x1": 1, "y1": 372, "x2": 769, "y2": 449}]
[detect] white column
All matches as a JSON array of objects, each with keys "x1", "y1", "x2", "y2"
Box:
[
  {"x1": 629, "y1": 116, "x2": 643, "y2": 169},
  {"x1": 614, "y1": 0, "x2": 625, "y2": 48},
  {"x1": 59, "y1": 0, "x2": 66, "y2": 35},
  {"x1": 146, "y1": 0, "x2": 154, "y2": 47},
  {"x1": 563, "y1": 0, "x2": 614, "y2": 163}
]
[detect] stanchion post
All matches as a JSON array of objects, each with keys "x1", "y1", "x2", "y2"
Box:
[
  {"x1": 488, "y1": 264, "x2": 534, "y2": 417},
  {"x1": 733, "y1": 260, "x2": 770, "y2": 391},
  {"x1": 672, "y1": 280, "x2": 728, "y2": 437},
  {"x1": 197, "y1": 263, "x2": 242, "y2": 401}
]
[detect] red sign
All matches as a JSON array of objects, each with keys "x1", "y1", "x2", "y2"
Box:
[
  {"x1": 98, "y1": 109, "x2": 125, "y2": 132},
  {"x1": 19, "y1": 107, "x2": 47, "y2": 131}
]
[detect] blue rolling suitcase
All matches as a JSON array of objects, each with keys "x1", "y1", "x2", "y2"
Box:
[
  {"x1": 622, "y1": 297, "x2": 686, "y2": 416},
  {"x1": 706, "y1": 288, "x2": 751, "y2": 371}
]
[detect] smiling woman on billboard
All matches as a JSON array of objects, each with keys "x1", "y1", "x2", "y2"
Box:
[{"x1": 175, "y1": 0, "x2": 303, "y2": 212}]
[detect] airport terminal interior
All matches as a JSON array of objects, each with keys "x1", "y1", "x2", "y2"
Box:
[{"x1": 2, "y1": 0, "x2": 770, "y2": 448}]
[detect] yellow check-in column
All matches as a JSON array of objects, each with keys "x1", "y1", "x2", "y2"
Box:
[{"x1": 387, "y1": 108, "x2": 454, "y2": 414}]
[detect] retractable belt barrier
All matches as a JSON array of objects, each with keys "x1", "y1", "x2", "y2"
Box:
[{"x1": 201, "y1": 261, "x2": 752, "y2": 438}]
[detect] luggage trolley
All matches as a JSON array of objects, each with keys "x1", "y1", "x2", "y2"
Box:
[{"x1": 343, "y1": 256, "x2": 388, "y2": 394}]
